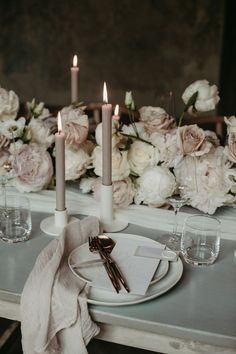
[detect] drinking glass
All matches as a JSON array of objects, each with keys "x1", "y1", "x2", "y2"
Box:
[
  {"x1": 165, "y1": 185, "x2": 189, "y2": 251},
  {"x1": 181, "y1": 214, "x2": 221, "y2": 266},
  {"x1": 0, "y1": 195, "x2": 32, "y2": 243}
]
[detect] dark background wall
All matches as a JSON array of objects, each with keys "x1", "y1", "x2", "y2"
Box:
[{"x1": 0, "y1": 0, "x2": 230, "y2": 115}]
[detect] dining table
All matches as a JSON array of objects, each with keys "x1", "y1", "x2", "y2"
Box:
[{"x1": 0, "y1": 187, "x2": 235, "y2": 354}]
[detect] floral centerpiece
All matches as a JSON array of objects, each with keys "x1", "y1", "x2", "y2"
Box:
[{"x1": 0, "y1": 80, "x2": 236, "y2": 215}]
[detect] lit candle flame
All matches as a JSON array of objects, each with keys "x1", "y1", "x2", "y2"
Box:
[
  {"x1": 73, "y1": 54, "x2": 78, "y2": 67},
  {"x1": 57, "y1": 112, "x2": 62, "y2": 133},
  {"x1": 114, "y1": 104, "x2": 119, "y2": 116},
  {"x1": 103, "y1": 82, "x2": 108, "y2": 103}
]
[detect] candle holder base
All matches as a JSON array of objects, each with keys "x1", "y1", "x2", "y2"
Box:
[
  {"x1": 101, "y1": 218, "x2": 128, "y2": 232},
  {"x1": 40, "y1": 209, "x2": 78, "y2": 236}
]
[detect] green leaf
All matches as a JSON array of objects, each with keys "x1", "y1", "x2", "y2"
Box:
[{"x1": 184, "y1": 91, "x2": 198, "y2": 112}]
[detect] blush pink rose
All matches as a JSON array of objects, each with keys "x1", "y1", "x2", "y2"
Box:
[{"x1": 13, "y1": 143, "x2": 53, "y2": 192}]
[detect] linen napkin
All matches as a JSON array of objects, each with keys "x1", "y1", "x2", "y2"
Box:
[{"x1": 21, "y1": 216, "x2": 100, "y2": 354}]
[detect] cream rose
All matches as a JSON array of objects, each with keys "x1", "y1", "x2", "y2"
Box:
[
  {"x1": 92, "y1": 146, "x2": 130, "y2": 181},
  {"x1": 93, "y1": 177, "x2": 135, "y2": 208},
  {"x1": 182, "y1": 80, "x2": 220, "y2": 114},
  {"x1": 61, "y1": 106, "x2": 89, "y2": 147},
  {"x1": 13, "y1": 143, "x2": 53, "y2": 192},
  {"x1": 139, "y1": 106, "x2": 176, "y2": 134},
  {"x1": 0, "y1": 87, "x2": 19, "y2": 121},
  {"x1": 177, "y1": 125, "x2": 213, "y2": 157},
  {"x1": 65, "y1": 145, "x2": 92, "y2": 181},
  {"x1": 135, "y1": 166, "x2": 176, "y2": 207},
  {"x1": 128, "y1": 140, "x2": 160, "y2": 176}
]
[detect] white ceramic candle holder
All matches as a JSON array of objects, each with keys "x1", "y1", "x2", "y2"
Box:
[
  {"x1": 40, "y1": 209, "x2": 78, "y2": 237},
  {"x1": 100, "y1": 184, "x2": 128, "y2": 232}
]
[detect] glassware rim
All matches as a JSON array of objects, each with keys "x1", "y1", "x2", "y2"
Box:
[{"x1": 183, "y1": 214, "x2": 221, "y2": 230}]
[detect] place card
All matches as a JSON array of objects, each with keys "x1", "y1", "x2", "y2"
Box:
[{"x1": 91, "y1": 239, "x2": 165, "y2": 295}]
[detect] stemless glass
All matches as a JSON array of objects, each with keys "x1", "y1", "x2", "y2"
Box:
[
  {"x1": 0, "y1": 195, "x2": 32, "y2": 243},
  {"x1": 181, "y1": 214, "x2": 221, "y2": 266}
]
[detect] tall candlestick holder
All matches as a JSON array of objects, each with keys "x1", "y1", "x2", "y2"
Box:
[
  {"x1": 40, "y1": 209, "x2": 78, "y2": 237},
  {"x1": 100, "y1": 184, "x2": 128, "y2": 232}
]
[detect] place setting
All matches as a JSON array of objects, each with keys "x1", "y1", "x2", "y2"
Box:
[{"x1": 68, "y1": 232, "x2": 183, "y2": 306}]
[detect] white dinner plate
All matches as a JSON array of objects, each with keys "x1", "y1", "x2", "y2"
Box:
[{"x1": 68, "y1": 233, "x2": 183, "y2": 306}]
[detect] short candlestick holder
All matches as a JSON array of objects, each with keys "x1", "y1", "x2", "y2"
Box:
[
  {"x1": 100, "y1": 184, "x2": 128, "y2": 232},
  {"x1": 40, "y1": 209, "x2": 78, "y2": 237}
]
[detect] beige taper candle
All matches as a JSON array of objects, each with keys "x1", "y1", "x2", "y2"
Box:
[
  {"x1": 102, "y1": 82, "x2": 112, "y2": 186},
  {"x1": 71, "y1": 54, "x2": 79, "y2": 103},
  {"x1": 55, "y1": 112, "x2": 66, "y2": 211}
]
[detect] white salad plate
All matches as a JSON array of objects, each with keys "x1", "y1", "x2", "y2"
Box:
[{"x1": 68, "y1": 233, "x2": 183, "y2": 306}]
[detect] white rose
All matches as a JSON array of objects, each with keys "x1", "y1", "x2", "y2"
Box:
[
  {"x1": 95, "y1": 120, "x2": 122, "y2": 148},
  {"x1": 128, "y1": 140, "x2": 160, "y2": 176},
  {"x1": 182, "y1": 80, "x2": 220, "y2": 114},
  {"x1": 224, "y1": 116, "x2": 236, "y2": 134},
  {"x1": 29, "y1": 118, "x2": 55, "y2": 149},
  {"x1": 121, "y1": 122, "x2": 150, "y2": 141},
  {"x1": 0, "y1": 117, "x2": 25, "y2": 139},
  {"x1": 150, "y1": 130, "x2": 182, "y2": 168},
  {"x1": 65, "y1": 145, "x2": 92, "y2": 181},
  {"x1": 135, "y1": 166, "x2": 176, "y2": 207},
  {"x1": 0, "y1": 87, "x2": 19, "y2": 121},
  {"x1": 13, "y1": 143, "x2": 53, "y2": 192},
  {"x1": 92, "y1": 146, "x2": 130, "y2": 181}
]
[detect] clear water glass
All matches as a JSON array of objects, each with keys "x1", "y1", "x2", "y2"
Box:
[
  {"x1": 0, "y1": 195, "x2": 32, "y2": 243},
  {"x1": 181, "y1": 214, "x2": 221, "y2": 266}
]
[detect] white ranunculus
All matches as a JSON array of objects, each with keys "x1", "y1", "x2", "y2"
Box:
[
  {"x1": 0, "y1": 117, "x2": 25, "y2": 139},
  {"x1": 65, "y1": 145, "x2": 92, "y2": 181},
  {"x1": 121, "y1": 122, "x2": 150, "y2": 141},
  {"x1": 128, "y1": 140, "x2": 160, "y2": 176},
  {"x1": 174, "y1": 147, "x2": 234, "y2": 214},
  {"x1": 92, "y1": 146, "x2": 130, "y2": 181},
  {"x1": 150, "y1": 130, "x2": 182, "y2": 168},
  {"x1": 13, "y1": 143, "x2": 53, "y2": 192},
  {"x1": 139, "y1": 106, "x2": 176, "y2": 134},
  {"x1": 224, "y1": 116, "x2": 236, "y2": 134},
  {"x1": 0, "y1": 87, "x2": 19, "y2": 121},
  {"x1": 135, "y1": 166, "x2": 176, "y2": 207},
  {"x1": 29, "y1": 118, "x2": 55, "y2": 149},
  {"x1": 95, "y1": 120, "x2": 122, "y2": 148},
  {"x1": 79, "y1": 177, "x2": 97, "y2": 193},
  {"x1": 182, "y1": 80, "x2": 220, "y2": 114}
]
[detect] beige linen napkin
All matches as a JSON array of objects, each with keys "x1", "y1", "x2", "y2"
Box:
[{"x1": 21, "y1": 216, "x2": 100, "y2": 354}]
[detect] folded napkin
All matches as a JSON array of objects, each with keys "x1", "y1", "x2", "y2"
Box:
[{"x1": 21, "y1": 216, "x2": 100, "y2": 354}]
